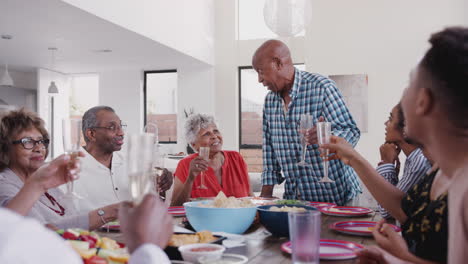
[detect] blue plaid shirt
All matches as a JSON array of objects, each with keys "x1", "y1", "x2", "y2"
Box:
[{"x1": 262, "y1": 68, "x2": 361, "y2": 205}]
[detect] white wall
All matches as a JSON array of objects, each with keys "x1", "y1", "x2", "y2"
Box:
[
  {"x1": 177, "y1": 65, "x2": 215, "y2": 152},
  {"x1": 214, "y1": 0, "x2": 467, "y2": 165},
  {"x1": 99, "y1": 69, "x2": 143, "y2": 135},
  {"x1": 62, "y1": 0, "x2": 215, "y2": 65}
]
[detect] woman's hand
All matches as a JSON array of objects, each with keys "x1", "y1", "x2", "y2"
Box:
[
  {"x1": 380, "y1": 143, "x2": 400, "y2": 164},
  {"x1": 320, "y1": 135, "x2": 360, "y2": 166},
  {"x1": 27, "y1": 152, "x2": 84, "y2": 192},
  {"x1": 358, "y1": 245, "x2": 412, "y2": 264},
  {"x1": 188, "y1": 157, "x2": 209, "y2": 181},
  {"x1": 372, "y1": 220, "x2": 411, "y2": 260}
]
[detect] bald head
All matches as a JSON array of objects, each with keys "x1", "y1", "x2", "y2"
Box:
[
  {"x1": 252, "y1": 40, "x2": 296, "y2": 94},
  {"x1": 252, "y1": 39, "x2": 293, "y2": 67}
]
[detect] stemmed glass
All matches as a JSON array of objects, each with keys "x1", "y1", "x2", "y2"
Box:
[
  {"x1": 126, "y1": 133, "x2": 155, "y2": 204},
  {"x1": 297, "y1": 114, "x2": 313, "y2": 167},
  {"x1": 197, "y1": 146, "x2": 210, "y2": 189},
  {"x1": 317, "y1": 122, "x2": 334, "y2": 183},
  {"x1": 152, "y1": 145, "x2": 165, "y2": 194},
  {"x1": 145, "y1": 122, "x2": 163, "y2": 194},
  {"x1": 62, "y1": 118, "x2": 83, "y2": 199}
]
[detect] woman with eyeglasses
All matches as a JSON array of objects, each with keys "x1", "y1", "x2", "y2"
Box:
[{"x1": 0, "y1": 109, "x2": 119, "y2": 230}]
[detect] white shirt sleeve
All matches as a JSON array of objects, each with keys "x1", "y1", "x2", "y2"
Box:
[
  {"x1": 129, "y1": 243, "x2": 171, "y2": 264},
  {"x1": 0, "y1": 208, "x2": 82, "y2": 264}
]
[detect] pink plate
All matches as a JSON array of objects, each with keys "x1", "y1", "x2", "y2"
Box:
[
  {"x1": 168, "y1": 206, "x2": 186, "y2": 217},
  {"x1": 281, "y1": 239, "x2": 364, "y2": 260},
  {"x1": 329, "y1": 221, "x2": 401, "y2": 236},
  {"x1": 308, "y1": 201, "x2": 336, "y2": 209},
  {"x1": 319, "y1": 206, "x2": 373, "y2": 216}
]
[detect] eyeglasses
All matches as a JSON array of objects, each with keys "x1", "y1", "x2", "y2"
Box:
[
  {"x1": 92, "y1": 123, "x2": 127, "y2": 133},
  {"x1": 12, "y1": 138, "x2": 50, "y2": 150}
]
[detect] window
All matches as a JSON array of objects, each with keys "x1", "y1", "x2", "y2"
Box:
[
  {"x1": 144, "y1": 70, "x2": 178, "y2": 143},
  {"x1": 238, "y1": 0, "x2": 305, "y2": 40},
  {"x1": 239, "y1": 64, "x2": 305, "y2": 172}
]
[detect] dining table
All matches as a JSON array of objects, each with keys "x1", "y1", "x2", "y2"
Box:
[{"x1": 97, "y1": 196, "x2": 384, "y2": 264}]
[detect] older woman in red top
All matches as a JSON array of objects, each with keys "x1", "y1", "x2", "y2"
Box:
[{"x1": 171, "y1": 114, "x2": 252, "y2": 206}]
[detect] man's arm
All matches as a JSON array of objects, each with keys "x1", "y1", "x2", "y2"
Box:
[
  {"x1": 322, "y1": 82, "x2": 360, "y2": 147},
  {"x1": 260, "y1": 108, "x2": 283, "y2": 197}
]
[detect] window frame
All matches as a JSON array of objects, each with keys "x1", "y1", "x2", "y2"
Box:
[
  {"x1": 238, "y1": 66, "x2": 262, "y2": 149},
  {"x1": 143, "y1": 69, "x2": 178, "y2": 144}
]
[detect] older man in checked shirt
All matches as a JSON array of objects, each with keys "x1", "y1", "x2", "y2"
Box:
[{"x1": 252, "y1": 40, "x2": 361, "y2": 205}]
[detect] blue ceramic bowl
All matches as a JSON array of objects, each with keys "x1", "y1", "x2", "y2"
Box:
[
  {"x1": 257, "y1": 204, "x2": 318, "y2": 237},
  {"x1": 183, "y1": 201, "x2": 257, "y2": 234}
]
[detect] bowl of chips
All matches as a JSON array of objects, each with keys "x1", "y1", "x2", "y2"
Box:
[
  {"x1": 257, "y1": 204, "x2": 318, "y2": 237},
  {"x1": 184, "y1": 192, "x2": 257, "y2": 234}
]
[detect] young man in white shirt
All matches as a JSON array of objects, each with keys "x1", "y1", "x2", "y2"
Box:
[
  {"x1": 0, "y1": 194, "x2": 173, "y2": 263},
  {"x1": 75, "y1": 106, "x2": 173, "y2": 212}
]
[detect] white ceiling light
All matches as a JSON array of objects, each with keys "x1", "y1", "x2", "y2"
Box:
[
  {"x1": 48, "y1": 47, "x2": 58, "y2": 94},
  {"x1": 0, "y1": 35, "x2": 14, "y2": 87},
  {"x1": 263, "y1": 0, "x2": 306, "y2": 38}
]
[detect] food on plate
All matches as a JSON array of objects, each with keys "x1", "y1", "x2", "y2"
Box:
[
  {"x1": 199, "y1": 191, "x2": 255, "y2": 208},
  {"x1": 327, "y1": 207, "x2": 354, "y2": 213},
  {"x1": 168, "y1": 231, "x2": 216, "y2": 247},
  {"x1": 268, "y1": 206, "x2": 307, "y2": 212},
  {"x1": 57, "y1": 228, "x2": 129, "y2": 264}
]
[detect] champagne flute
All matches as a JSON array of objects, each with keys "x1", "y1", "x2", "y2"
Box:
[
  {"x1": 197, "y1": 147, "x2": 210, "y2": 189},
  {"x1": 297, "y1": 114, "x2": 313, "y2": 167},
  {"x1": 62, "y1": 118, "x2": 83, "y2": 199},
  {"x1": 152, "y1": 144, "x2": 165, "y2": 194},
  {"x1": 126, "y1": 133, "x2": 155, "y2": 204},
  {"x1": 317, "y1": 122, "x2": 334, "y2": 183}
]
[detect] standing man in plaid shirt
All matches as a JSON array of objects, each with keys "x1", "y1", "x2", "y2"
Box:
[{"x1": 252, "y1": 40, "x2": 361, "y2": 205}]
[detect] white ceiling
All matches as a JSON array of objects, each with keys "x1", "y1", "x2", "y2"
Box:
[{"x1": 0, "y1": 0, "x2": 206, "y2": 73}]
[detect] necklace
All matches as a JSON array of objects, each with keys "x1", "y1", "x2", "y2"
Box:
[{"x1": 44, "y1": 192, "x2": 66, "y2": 216}]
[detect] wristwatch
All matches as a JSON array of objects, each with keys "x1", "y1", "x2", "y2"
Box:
[{"x1": 97, "y1": 209, "x2": 106, "y2": 225}]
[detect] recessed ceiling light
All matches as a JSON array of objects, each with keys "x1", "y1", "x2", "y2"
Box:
[
  {"x1": 1, "y1": 35, "x2": 13, "y2": 40},
  {"x1": 94, "y1": 49, "x2": 112, "y2": 53}
]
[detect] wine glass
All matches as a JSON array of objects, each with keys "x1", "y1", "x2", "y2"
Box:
[
  {"x1": 317, "y1": 122, "x2": 334, "y2": 183},
  {"x1": 197, "y1": 146, "x2": 210, "y2": 189},
  {"x1": 126, "y1": 133, "x2": 155, "y2": 204},
  {"x1": 62, "y1": 118, "x2": 83, "y2": 199},
  {"x1": 152, "y1": 144, "x2": 165, "y2": 194},
  {"x1": 297, "y1": 114, "x2": 313, "y2": 167}
]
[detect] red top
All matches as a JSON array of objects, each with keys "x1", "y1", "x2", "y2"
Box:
[{"x1": 175, "y1": 151, "x2": 251, "y2": 198}]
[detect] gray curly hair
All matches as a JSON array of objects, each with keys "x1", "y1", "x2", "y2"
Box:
[{"x1": 185, "y1": 113, "x2": 217, "y2": 146}]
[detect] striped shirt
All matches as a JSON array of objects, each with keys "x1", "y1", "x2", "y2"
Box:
[
  {"x1": 262, "y1": 68, "x2": 361, "y2": 205},
  {"x1": 376, "y1": 148, "x2": 431, "y2": 219}
]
